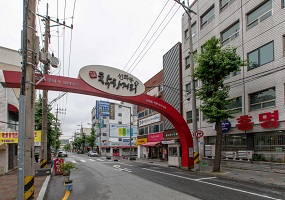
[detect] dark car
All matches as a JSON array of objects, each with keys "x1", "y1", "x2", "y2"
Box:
[{"x1": 58, "y1": 151, "x2": 67, "y2": 157}]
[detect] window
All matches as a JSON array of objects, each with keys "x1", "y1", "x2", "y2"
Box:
[
  {"x1": 194, "y1": 80, "x2": 198, "y2": 88},
  {"x1": 201, "y1": 6, "x2": 215, "y2": 29},
  {"x1": 149, "y1": 124, "x2": 160, "y2": 133},
  {"x1": 138, "y1": 112, "x2": 145, "y2": 118},
  {"x1": 191, "y1": 22, "x2": 197, "y2": 37},
  {"x1": 221, "y1": 21, "x2": 239, "y2": 46},
  {"x1": 247, "y1": 0, "x2": 272, "y2": 30},
  {"x1": 220, "y1": 0, "x2": 235, "y2": 11},
  {"x1": 169, "y1": 147, "x2": 178, "y2": 156},
  {"x1": 186, "y1": 109, "x2": 199, "y2": 123},
  {"x1": 254, "y1": 131, "x2": 285, "y2": 151},
  {"x1": 118, "y1": 113, "x2": 122, "y2": 117},
  {"x1": 185, "y1": 29, "x2": 189, "y2": 40},
  {"x1": 283, "y1": 0, "x2": 285, "y2": 8},
  {"x1": 118, "y1": 121, "x2": 122, "y2": 124},
  {"x1": 225, "y1": 96, "x2": 242, "y2": 113},
  {"x1": 185, "y1": 56, "x2": 190, "y2": 69},
  {"x1": 158, "y1": 84, "x2": 163, "y2": 92},
  {"x1": 186, "y1": 83, "x2": 191, "y2": 94},
  {"x1": 102, "y1": 133, "x2": 107, "y2": 136},
  {"x1": 249, "y1": 87, "x2": 276, "y2": 110},
  {"x1": 139, "y1": 128, "x2": 144, "y2": 135},
  {"x1": 248, "y1": 41, "x2": 274, "y2": 71},
  {"x1": 144, "y1": 109, "x2": 149, "y2": 116}
]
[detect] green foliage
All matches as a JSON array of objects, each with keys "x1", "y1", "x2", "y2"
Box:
[
  {"x1": 252, "y1": 154, "x2": 266, "y2": 161},
  {"x1": 64, "y1": 143, "x2": 71, "y2": 151},
  {"x1": 72, "y1": 137, "x2": 84, "y2": 150},
  {"x1": 60, "y1": 161, "x2": 78, "y2": 180},
  {"x1": 194, "y1": 37, "x2": 245, "y2": 123},
  {"x1": 86, "y1": 128, "x2": 96, "y2": 150}
]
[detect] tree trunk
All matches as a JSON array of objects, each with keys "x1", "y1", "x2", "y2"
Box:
[{"x1": 213, "y1": 120, "x2": 222, "y2": 172}]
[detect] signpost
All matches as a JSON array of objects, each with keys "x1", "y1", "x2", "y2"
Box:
[{"x1": 194, "y1": 130, "x2": 204, "y2": 138}]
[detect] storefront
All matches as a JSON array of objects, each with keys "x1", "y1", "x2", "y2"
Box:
[{"x1": 142, "y1": 132, "x2": 163, "y2": 159}]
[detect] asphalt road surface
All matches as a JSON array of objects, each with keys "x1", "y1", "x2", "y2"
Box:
[{"x1": 45, "y1": 153, "x2": 285, "y2": 200}]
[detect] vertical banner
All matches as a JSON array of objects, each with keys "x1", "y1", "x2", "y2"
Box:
[{"x1": 110, "y1": 103, "x2": 115, "y2": 120}]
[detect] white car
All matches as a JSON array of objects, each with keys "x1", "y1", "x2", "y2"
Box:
[{"x1": 87, "y1": 151, "x2": 98, "y2": 157}]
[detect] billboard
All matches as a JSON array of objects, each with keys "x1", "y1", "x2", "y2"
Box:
[
  {"x1": 109, "y1": 124, "x2": 137, "y2": 137},
  {"x1": 0, "y1": 130, "x2": 42, "y2": 146},
  {"x1": 96, "y1": 100, "x2": 112, "y2": 119}
]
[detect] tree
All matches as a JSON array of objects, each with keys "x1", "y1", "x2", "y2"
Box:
[
  {"x1": 72, "y1": 137, "x2": 83, "y2": 151},
  {"x1": 35, "y1": 94, "x2": 61, "y2": 161},
  {"x1": 86, "y1": 128, "x2": 96, "y2": 151},
  {"x1": 194, "y1": 37, "x2": 245, "y2": 172}
]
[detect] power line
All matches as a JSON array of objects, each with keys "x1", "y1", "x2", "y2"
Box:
[
  {"x1": 122, "y1": 0, "x2": 170, "y2": 71},
  {"x1": 127, "y1": 3, "x2": 178, "y2": 73}
]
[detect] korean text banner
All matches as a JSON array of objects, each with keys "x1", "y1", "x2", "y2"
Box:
[
  {"x1": 109, "y1": 124, "x2": 137, "y2": 137},
  {"x1": 0, "y1": 130, "x2": 42, "y2": 144}
]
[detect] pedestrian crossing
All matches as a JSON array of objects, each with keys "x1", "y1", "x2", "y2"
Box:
[{"x1": 70, "y1": 158, "x2": 115, "y2": 164}]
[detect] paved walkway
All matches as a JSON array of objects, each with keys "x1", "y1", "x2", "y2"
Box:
[{"x1": 0, "y1": 158, "x2": 284, "y2": 200}]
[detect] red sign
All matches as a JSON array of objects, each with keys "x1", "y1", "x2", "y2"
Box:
[
  {"x1": 236, "y1": 115, "x2": 254, "y2": 131},
  {"x1": 194, "y1": 130, "x2": 204, "y2": 138},
  {"x1": 148, "y1": 132, "x2": 163, "y2": 142},
  {"x1": 54, "y1": 158, "x2": 64, "y2": 175},
  {"x1": 259, "y1": 110, "x2": 279, "y2": 128}
]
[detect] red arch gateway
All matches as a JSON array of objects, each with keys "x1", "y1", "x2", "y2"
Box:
[{"x1": 0, "y1": 69, "x2": 194, "y2": 168}]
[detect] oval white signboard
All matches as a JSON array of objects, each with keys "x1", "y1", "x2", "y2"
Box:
[{"x1": 79, "y1": 65, "x2": 145, "y2": 96}]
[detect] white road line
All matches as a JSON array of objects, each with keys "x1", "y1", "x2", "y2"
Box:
[
  {"x1": 80, "y1": 160, "x2": 87, "y2": 162},
  {"x1": 120, "y1": 163, "x2": 133, "y2": 167},
  {"x1": 71, "y1": 160, "x2": 77, "y2": 163},
  {"x1": 194, "y1": 177, "x2": 217, "y2": 181},
  {"x1": 88, "y1": 159, "x2": 95, "y2": 161},
  {"x1": 97, "y1": 159, "x2": 105, "y2": 161},
  {"x1": 142, "y1": 168, "x2": 280, "y2": 200}
]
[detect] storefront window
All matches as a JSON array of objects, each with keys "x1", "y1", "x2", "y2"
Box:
[
  {"x1": 223, "y1": 134, "x2": 247, "y2": 151},
  {"x1": 169, "y1": 147, "x2": 178, "y2": 156},
  {"x1": 106, "y1": 148, "x2": 110, "y2": 153},
  {"x1": 254, "y1": 131, "x2": 285, "y2": 151}
]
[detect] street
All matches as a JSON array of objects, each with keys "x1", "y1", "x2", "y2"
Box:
[{"x1": 45, "y1": 153, "x2": 285, "y2": 200}]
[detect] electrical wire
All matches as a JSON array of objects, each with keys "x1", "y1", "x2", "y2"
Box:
[
  {"x1": 129, "y1": 5, "x2": 181, "y2": 74},
  {"x1": 122, "y1": 0, "x2": 170, "y2": 71},
  {"x1": 127, "y1": 3, "x2": 178, "y2": 73}
]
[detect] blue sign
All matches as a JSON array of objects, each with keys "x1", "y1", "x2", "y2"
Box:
[{"x1": 214, "y1": 120, "x2": 231, "y2": 133}]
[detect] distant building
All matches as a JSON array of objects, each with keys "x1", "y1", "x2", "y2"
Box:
[{"x1": 91, "y1": 100, "x2": 138, "y2": 158}]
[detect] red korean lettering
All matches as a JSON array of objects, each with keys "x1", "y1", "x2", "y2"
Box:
[
  {"x1": 236, "y1": 115, "x2": 254, "y2": 131},
  {"x1": 259, "y1": 110, "x2": 279, "y2": 128}
]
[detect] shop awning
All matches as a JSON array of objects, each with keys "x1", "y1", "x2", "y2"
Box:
[
  {"x1": 142, "y1": 141, "x2": 160, "y2": 146},
  {"x1": 8, "y1": 104, "x2": 19, "y2": 113}
]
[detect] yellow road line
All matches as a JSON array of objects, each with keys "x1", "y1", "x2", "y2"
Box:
[{"x1": 62, "y1": 190, "x2": 70, "y2": 200}]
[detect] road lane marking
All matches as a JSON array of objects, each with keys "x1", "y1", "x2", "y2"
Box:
[
  {"x1": 113, "y1": 165, "x2": 132, "y2": 173},
  {"x1": 120, "y1": 163, "x2": 133, "y2": 167},
  {"x1": 71, "y1": 160, "x2": 76, "y2": 163},
  {"x1": 97, "y1": 159, "x2": 105, "y2": 161},
  {"x1": 194, "y1": 177, "x2": 217, "y2": 181},
  {"x1": 80, "y1": 160, "x2": 87, "y2": 162},
  {"x1": 142, "y1": 168, "x2": 280, "y2": 200},
  {"x1": 62, "y1": 190, "x2": 70, "y2": 200},
  {"x1": 88, "y1": 159, "x2": 95, "y2": 161}
]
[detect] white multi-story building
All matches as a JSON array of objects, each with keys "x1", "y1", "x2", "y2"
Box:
[
  {"x1": 91, "y1": 100, "x2": 138, "y2": 158},
  {"x1": 0, "y1": 46, "x2": 21, "y2": 174},
  {"x1": 182, "y1": 0, "x2": 285, "y2": 160}
]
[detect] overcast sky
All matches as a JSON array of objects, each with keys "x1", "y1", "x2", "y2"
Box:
[{"x1": 0, "y1": 0, "x2": 192, "y2": 139}]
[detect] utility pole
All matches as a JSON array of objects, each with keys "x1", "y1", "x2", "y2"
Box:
[
  {"x1": 41, "y1": 3, "x2": 50, "y2": 169},
  {"x1": 174, "y1": 0, "x2": 199, "y2": 170},
  {"x1": 54, "y1": 104, "x2": 59, "y2": 155},
  {"x1": 17, "y1": 0, "x2": 37, "y2": 199}
]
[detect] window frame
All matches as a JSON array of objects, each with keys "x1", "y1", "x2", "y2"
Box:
[
  {"x1": 191, "y1": 22, "x2": 197, "y2": 37},
  {"x1": 184, "y1": 28, "x2": 189, "y2": 40},
  {"x1": 247, "y1": 41, "x2": 274, "y2": 71},
  {"x1": 249, "y1": 87, "x2": 276, "y2": 111},
  {"x1": 186, "y1": 83, "x2": 191, "y2": 95},
  {"x1": 225, "y1": 96, "x2": 242, "y2": 113},
  {"x1": 247, "y1": 0, "x2": 272, "y2": 30},
  {"x1": 185, "y1": 56, "x2": 190, "y2": 69},
  {"x1": 201, "y1": 5, "x2": 215, "y2": 29},
  {"x1": 221, "y1": 21, "x2": 240, "y2": 46},
  {"x1": 186, "y1": 109, "x2": 199, "y2": 123},
  {"x1": 220, "y1": 0, "x2": 235, "y2": 12}
]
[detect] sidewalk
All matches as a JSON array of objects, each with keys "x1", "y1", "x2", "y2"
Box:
[
  {"x1": 0, "y1": 164, "x2": 50, "y2": 200},
  {"x1": 134, "y1": 158, "x2": 285, "y2": 189}
]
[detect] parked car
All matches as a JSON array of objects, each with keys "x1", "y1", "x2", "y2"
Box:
[
  {"x1": 87, "y1": 151, "x2": 98, "y2": 157},
  {"x1": 58, "y1": 151, "x2": 68, "y2": 157}
]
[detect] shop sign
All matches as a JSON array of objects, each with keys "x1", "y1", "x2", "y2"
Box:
[
  {"x1": 236, "y1": 110, "x2": 279, "y2": 131},
  {"x1": 139, "y1": 113, "x2": 161, "y2": 127},
  {"x1": 161, "y1": 140, "x2": 175, "y2": 144},
  {"x1": 136, "y1": 138, "x2": 147, "y2": 145},
  {"x1": 0, "y1": 130, "x2": 41, "y2": 144},
  {"x1": 109, "y1": 123, "x2": 138, "y2": 137},
  {"x1": 79, "y1": 65, "x2": 145, "y2": 96},
  {"x1": 148, "y1": 132, "x2": 163, "y2": 142}
]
